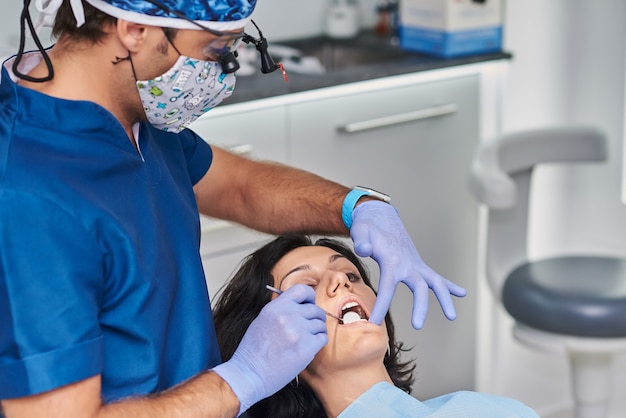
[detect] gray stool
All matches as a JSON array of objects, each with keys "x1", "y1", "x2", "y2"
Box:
[
  {"x1": 469, "y1": 126, "x2": 626, "y2": 418},
  {"x1": 504, "y1": 257, "x2": 626, "y2": 338}
]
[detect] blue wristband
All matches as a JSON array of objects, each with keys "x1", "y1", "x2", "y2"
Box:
[{"x1": 342, "y1": 189, "x2": 371, "y2": 230}]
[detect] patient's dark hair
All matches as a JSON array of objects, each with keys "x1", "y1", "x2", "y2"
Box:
[{"x1": 212, "y1": 234, "x2": 415, "y2": 418}]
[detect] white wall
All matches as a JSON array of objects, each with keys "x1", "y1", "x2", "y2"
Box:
[
  {"x1": 0, "y1": 4, "x2": 21, "y2": 49},
  {"x1": 252, "y1": 0, "x2": 378, "y2": 40},
  {"x1": 0, "y1": 0, "x2": 377, "y2": 50},
  {"x1": 0, "y1": 3, "x2": 52, "y2": 58},
  {"x1": 0, "y1": 2, "x2": 22, "y2": 58},
  {"x1": 479, "y1": 1, "x2": 626, "y2": 417}
]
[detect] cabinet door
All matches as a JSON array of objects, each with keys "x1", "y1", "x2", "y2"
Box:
[
  {"x1": 199, "y1": 217, "x2": 272, "y2": 298},
  {"x1": 192, "y1": 106, "x2": 287, "y2": 293},
  {"x1": 201, "y1": 238, "x2": 271, "y2": 303},
  {"x1": 288, "y1": 75, "x2": 480, "y2": 399}
]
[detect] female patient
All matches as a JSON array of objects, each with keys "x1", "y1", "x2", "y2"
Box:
[{"x1": 212, "y1": 234, "x2": 538, "y2": 418}]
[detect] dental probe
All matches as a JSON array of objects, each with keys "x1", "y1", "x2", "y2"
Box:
[{"x1": 265, "y1": 284, "x2": 343, "y2": 324}]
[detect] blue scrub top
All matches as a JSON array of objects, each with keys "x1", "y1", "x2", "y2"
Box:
[{"x1": 0, "y1": 55, "x2": 221, "y2": 401}]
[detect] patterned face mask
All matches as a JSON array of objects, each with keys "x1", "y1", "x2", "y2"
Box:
[{"x1": 136, "y1": 55, "x2": 236, "y2": 133}]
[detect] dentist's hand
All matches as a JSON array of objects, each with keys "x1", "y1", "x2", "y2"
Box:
[
  {"x1": 350, "y1": 201, "x2": 467, "y2": 329},
  {"x1": 211, "y1": 284, "x2": 327, "y2": 416}
]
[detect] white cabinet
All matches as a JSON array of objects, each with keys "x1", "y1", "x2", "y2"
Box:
[{"x1": 287, "y1": 75, "x2": 480, "y2": 399}]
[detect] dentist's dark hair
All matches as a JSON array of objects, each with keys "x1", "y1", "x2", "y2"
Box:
[
  {"x1": 212, "y1": 234, "x2": 414, "y2": 418},
  {"x1": 53, "y1": 1, "x2": 178, "y2": 43},
  {"x1": 52, "y1": 0, "x2": 116, "y2": 43}
]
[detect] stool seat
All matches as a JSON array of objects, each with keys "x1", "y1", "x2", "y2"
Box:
[{"x1": 503, "y1": 256, "x2": 626, "y2": 338}]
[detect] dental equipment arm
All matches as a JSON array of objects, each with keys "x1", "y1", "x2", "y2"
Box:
[
  {"x1": 211, "y1": 285, "x2": 328, "y2": 416},
  {"x1": 350, "y1": 201, "x2": 467, "y2": 329}
]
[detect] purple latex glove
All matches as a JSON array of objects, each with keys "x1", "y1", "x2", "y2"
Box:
[
  {"x1": 212, "y1": 285, "x2": 327, "y2": 416},
  {"x1": 350, "y1": 201, "x2": 467, "y2": 329}
]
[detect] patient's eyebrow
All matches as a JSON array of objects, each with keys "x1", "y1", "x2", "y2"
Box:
[
  {"x1": 280, "y1": 264, "x2": 312, "y2": 285},
  {"x1": 278, "y1": 254, "x2": 348, "y2": 288}
]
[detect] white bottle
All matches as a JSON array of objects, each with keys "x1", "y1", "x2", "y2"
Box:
[{"x1": 325, "y1": 0, "x2": 359, "y2": 39}]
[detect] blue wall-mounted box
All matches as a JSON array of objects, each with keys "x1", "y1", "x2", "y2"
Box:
[{"x1": 399, "y1": 0, "x2": 503, "y2": 58}]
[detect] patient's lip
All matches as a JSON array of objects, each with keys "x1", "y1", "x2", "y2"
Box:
[{"x1": 335, "y1": 295, "x2": 371, "y2": 323}]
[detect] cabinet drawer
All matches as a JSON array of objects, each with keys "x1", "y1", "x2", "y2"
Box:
[
  {"x1": 288, "y1": 75, "x2": 479, "y2": 188},
  {"x1": 199, "y1": 216, "x2": 270, "y2": 256}
]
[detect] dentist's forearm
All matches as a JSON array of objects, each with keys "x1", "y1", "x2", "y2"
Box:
[
  {"x1": 101, "y1": 371, "x2": 239, "y2": 418},
  {"x1": 1, "y1": 372, "x2": 240, "y2": 418},
  {"x1": 194, "y1": 146, "x2": 350, "y2": 235}
]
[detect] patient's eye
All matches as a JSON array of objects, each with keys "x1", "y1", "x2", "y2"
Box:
[
  {"x1": 346, "y1": 271, "x2": 361, "y2": 282},
  {"x1": 281, "y1": 274, "x2": 319, "y2": 290}
]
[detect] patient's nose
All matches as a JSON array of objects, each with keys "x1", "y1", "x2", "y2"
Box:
[{"x1": 327, "y1": 270, "x2": 352, "y2": 296}]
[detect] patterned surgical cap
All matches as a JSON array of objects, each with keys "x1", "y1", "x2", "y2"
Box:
[{"x1": 85, "y1": 0, "x2": 256, "y2": 30}]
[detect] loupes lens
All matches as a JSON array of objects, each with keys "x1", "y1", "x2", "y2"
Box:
[
  {"x1": 202, "y1": 33, "x2": 244, "y2": 61},
  {"x1": 219, "y1": 52, "x2": 240, "y2": 74}
]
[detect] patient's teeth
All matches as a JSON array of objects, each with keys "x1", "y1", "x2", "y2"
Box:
[{"x1": 342, "y1": 302, "x2": 358, "y2": 310}]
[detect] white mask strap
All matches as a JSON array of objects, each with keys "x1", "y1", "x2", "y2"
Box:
[
  {"x1": 34, "y1": 0, "x2": 86, "y2": 34},
  {"x1": 70, "y1": 0, "x2": 86, "y2": 27}
]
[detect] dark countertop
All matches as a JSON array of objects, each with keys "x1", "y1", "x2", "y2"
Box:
[{"x1": 226, "y1": 31, "x2": 512, "y2": 105}]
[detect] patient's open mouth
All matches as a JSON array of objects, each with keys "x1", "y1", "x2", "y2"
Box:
[{"x1": 340, "y1": 301, "x2": 369, "y2": 325}]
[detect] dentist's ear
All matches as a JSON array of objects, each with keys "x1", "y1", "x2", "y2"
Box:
[{"x1": 115, "y1": 20, "x2": 150, "y2": 54}]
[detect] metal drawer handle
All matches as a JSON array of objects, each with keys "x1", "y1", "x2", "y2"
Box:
[{"x1": 337, "y1": 103, "x2": 459, "y2": 134}]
